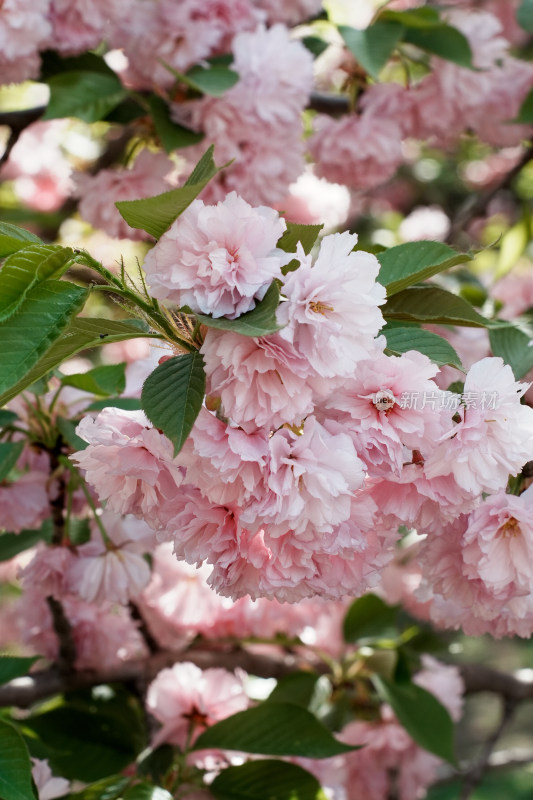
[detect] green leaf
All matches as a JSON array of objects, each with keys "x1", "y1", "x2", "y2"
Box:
[
  {"x1": 0, "y1": 720, "x2": 37, "y2": 800},
  {"x1": 56, "y1": 416, "x2": 89, "y2": 451},
  {"x1": 44, "y1": 70, "x2": 127, "y2": 122},
  {"x1": 194, "y1": 281, "x2": 282, "y2": 337},
  {"x1": 39, "y1": 50, "x2": 118, "y2": 80},
  {"x1": 116, "y1": 146, "x2": 221, "y2": 239},
  {"x1": 67, "y1": 775, "x2": 130, "y2": 800},
  {"x1": 0, "y1": 318, "x2": 156, "y2": 408},
  {"x1": 67, "y1": 517, "x2": 91, "y2": 546},
  {"x1": 517, "y1": 0, "x2": 533, "y2": 32},
  {"x1": 277, "y1": 222, "x2": 323, "y2": 256},
  {"x1": 0, "y1": 223, "x2": 41, "y2": 258},
  {"x1": 23, "y1": 687, "x2": 147, "y2": 783},
  {"x1": 377, "y1": 241, "x2": 473, "y2": 297},
  {"x1": 302, "y1": 36, "x2": 329, "y2": 58},
  {"x1": 373, "y1": 676, "x2": 456, "y2": 764},
  {"x1": 489, "y1": 325, "x2": 533, "y2": 380},
  {"x1": 0, "y1": 441, "x2": 24, "y2": 482},
  {"x1": 0, "y1": 521, "x2": 53, "y2": 561},
  {"x1": 0, "y1": 245, "x2": 74, "y2": 321},
  {"x1": 185, "y1": 63, "x2": 239, "y2": 96},
  {"x1": 192, "y1": 703, "x2": 356, "y2": 759},
  {"x1": 122, "y1": 783, "x2": 173, "y2": 800},
  {"x1": 403, "y1": 24, "x2": 474, "y2": 68},
  {"x1": 210, "y1": 760, "x2": 328, "y2": 800},
  {"x1": 141, "y1": 352, "x2": 205, "y2": 456},
  {"x1": 148, "y1": 95, "x2": 204, "y2": 152},
  {"x1": 339, "y1": 22, "x2": 404, "y2": 79},
  {"x1": 0, "y1": 410, "x2": 18, "y2": 427},
  {"x1": 379, "y1": 7, "x2": 440, "y2": 27},
  {"x1": 61, "y1": 363, "x2": 127, "y2": 397},
  {"x1": 85, "y1": 397, "x2": 142, "y2": 412},
  {"x1": 266, "y1": 672, "x2": 320, "y2": 709},
  {"x1": 517, "y1": 87, "x2": 533, "y2": 123},
  {"x1": 383, "y1": 325, "x2": 464, "y2": 370},
  {"x1": 343, "y1": 594, "x2": 398, "y2": 643},
  {"x1": 0, "y1": 280, "x2": 88, "y2": 399},
  {"x1": 136, "y1": 745, "x2": 174, "y2": 784},
  {"x1": 383, "y1": 286, "x2": 490, "y2": 327},
  {"x1": 0, "y1": 656, "x2": 40, "y2": 686}
]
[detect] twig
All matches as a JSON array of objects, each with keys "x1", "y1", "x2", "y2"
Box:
[
  {"x1": 308, "y1": 92, "x2": 350, "y2": 115},
  {"x1": 436, "y1": 747, "x2": 533, "y2": 786},
  {"x1": 46, "y1": 596, "x2": 77, "y2": 675},
  {"x1": 0, "y1": 645, "x2": 324, "y2": 708},
  {"x1": 460, "y1": 663, "x2": 533, "y2": 701},
  {"x1": 446, "y1": 143, "x2": 533, "y2": 246}
]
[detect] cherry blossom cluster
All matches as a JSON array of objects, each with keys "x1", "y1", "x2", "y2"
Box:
[{"x1": 66, "y1": 191, "x2": 533, "y2": 624}]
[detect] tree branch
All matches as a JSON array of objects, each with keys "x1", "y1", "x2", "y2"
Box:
[
  {"x1": 0, "y1": 106, "x2": 46, "y2": 168},
  {"x1": 308, "y1": 92, "x2": 350, "y2": 115},
  {"x1": 461, "y1": 663, "x2": 533, "y2": 701},
  {"x1": 0, "y1": 644, "x2": 323, "y2": 709}
]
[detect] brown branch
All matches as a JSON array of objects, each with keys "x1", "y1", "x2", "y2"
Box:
[
  {"x1": 46, "y1": 596, "x2": 77, "y2": 675},
  {"x1": 446, "y1": 142, "x2": 533, "y2": 247},
  {"x1": 308, "y1": 91, "x2": 350, "y2": 115},
  {"x1": 436, "y1": 747, "x2": 533, "y2": 786},
  {"x1": 0, "y1": 644, "x2": 322, "y2": 709},
  {"x1": 461, "y1": 663, "x2": 533, "y2": 701},
  {"x1": 459, "y1": 696, "x2": 517, "y2": 800}
]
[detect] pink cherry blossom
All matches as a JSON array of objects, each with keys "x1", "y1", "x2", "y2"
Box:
[
  {"x1": 48, "y1": 0, "x2": 123, "y2": 54},
  {"x1": 308, "y1": 112, "x2": 404, "y2": 191},
  {"x1": 0, "y1": 0, "x2": 51, "y2": 85},
  {"x1": 201, "y1": 329, "x2": 315, "y2": 431},
  {"x1": 76, "y1": 150, "x2": 174, "y2": 241},
  {"x1": 143, "y1": 192, "x2": 287, "y2": 318},
  {"x1": 71, "y1": 408, "x2": 184, "y2": 527},
  {"x1": 0, "y1": 472, "x2": 50, "y2": 533},
  {"x1": 31, "y1": 758, "x2": 70, "y2": 800},
  {"x1": 250, "y1": 0, "x2": 322, "y2": 25},
  {"x1": 277, "y1": 233, "x2": 386, "y2": 377},
  {"x1": 146, "y1": 661, "x2": 248, "y2": 747},
  {"x1": 424, "y1": 358, "x2": 533, "y2": 495}
]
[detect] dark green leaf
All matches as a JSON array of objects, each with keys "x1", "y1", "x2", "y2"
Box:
[
  {"x1": 23, "y1": 688, "x2": 147, "y2": 782},
  {"x1": 0, "y1": 521, "x2": 53, "y2": 561},
  {"x1": 104, "y1": 97, "x2": 147, "y2": 124},
  {"x1": 0, "y1": 410, "x2": 18, "y2": 427},
  {"x1": 141, "y1": 352, "x2": 205, "y2": 456},
  {"x1": 517, "y1": 87, "x2": 533, "y2": 123},
  {"x1": 379, "y1": 7, "x2": 440, "y2": 27},
  {"x1": 56, "y1": 416, "x2": 89, "y2": 452},
  {"x1": 517, "y1": 0, "x2": 533, "y2": 32},
  {"x1": 67, "y1": 775, "x2": 130, "y2": 800},
  {"x1": 39, "y1": 50, "x2": 118, "y2": 80},
  {"x1": 136, "y1": 745, "x2": 174, "y2": 784},
  {"x1": 373, "y1": 676, "x2": 456, "y2": 764},
  {"x1": 194, "y1": 281, "x2": 282, "y2": 337},
  {"x1": 377, "y1": 241, "x2": 473, "y2": 297},
  {"x1": 61, "y1": 363, "x2": 127, "y2": 397},
  {"x1": 44, "y1": 71, "x2": 127, "y2": 122},
  {"x1": 0, "y1": 720, "x2": 37, "y2": 800},
  {"x1": 122, "y1": 783, "x2": 172, "y2": 800},
  {"x1": 185, "y1": 64, "x2": 239, "y2": 96},
  {"x1": 266, "y1": 672, "x2": 320, "y2": 709},
  {"x1": 211, "y1": 760, "x2": 327, "y2": 800},
  {"x1": 0, "y1": 318, "x2": 157, "y2": 408},
  {"x1": 403, "y1": 24, "x2": 474, "y2": 68},
  {"x1": 383, "y1": 325, "x2": 464, "y2": 370},
  {"x1": 383, "y1": 286, "x2": 490, "y2": 327},
  {"x1": 489, "y1": 325, "x2": 533, "y2": 380},
  {"x1": 86, "y1": 397, "x2": 142, "y2": 412},
  {"x1": 0, "y1": 223, "x2": 41, "y2": 258},
  {"x1": 302, "y1": 36, "x2": 329, "y2": 58},
  {"x1": 0, "y1": 441, "x2": 24, "y2": 482},
  {"x1": 277, "y1": 222, "x2": 323, "y2": 256},
  {"x1": 116, "y1": 146, "x2": 221, "y2": 239},
  {"x1": 0, "y1": 245, "x2": 73, "y2": 321},
  {"x1": 148, "y1": 96, "x2": 204, "y2": 152},
  {"x1": 0, "y1": 656, "x2": 40, "y2": 686},
  {"x1": 339, "y1": 22, "x2": 404, "y2": 79},
  {"x1": 0, "y1": 280, "x2": 88, "y2": 399},
  {"x1": 192, "y1": 703, "x2": 356, "y2": 758},
  {"x1": 67, "y1": 517, "x2": 91, "y2": 546},
  {"x1": 343, "y1": 594, "x2": 398, "y2": 643}
]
